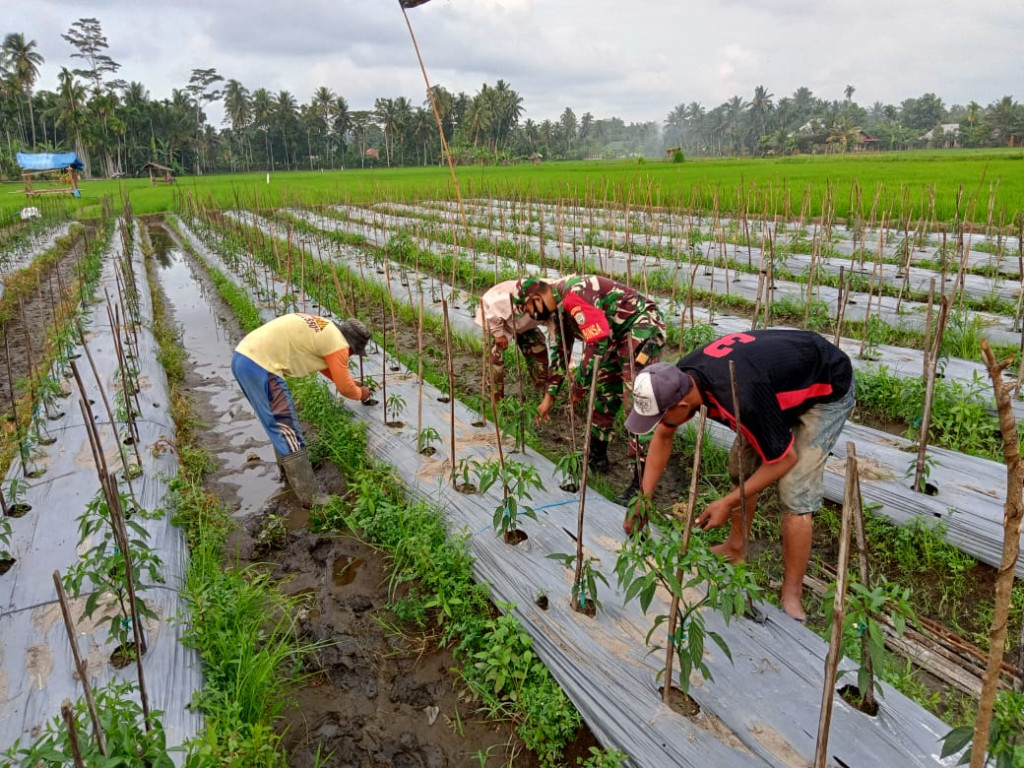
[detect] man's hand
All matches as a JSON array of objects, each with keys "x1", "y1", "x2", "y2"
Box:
[
  {"x1": 536, "y1": 393, "x2": 555, "y2": 423},
  {"x1": 494, "y1": 335, "x2": 509, "y2": 350},
  {"x1": 570, "y1": 383, "x2": 587, "y2": 404},
  {"x1": 359, "y1": 386, "x2": 372, "y2": 402},
  {"x1": 696, "y1": 497, "x2": 734, "y2": 531}
]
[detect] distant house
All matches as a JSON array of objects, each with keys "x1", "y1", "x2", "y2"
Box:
[
  {"x1": 921, "y1": 123, "x2": 962, "y2": 148},
  {"x1": 853, "y1": 130, "x2": 881, "y2": 152}
]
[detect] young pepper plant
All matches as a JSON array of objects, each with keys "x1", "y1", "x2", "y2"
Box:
[
  {"x1": 475, "y1": 458, "x2": 544, "y2": 538},
  {"x1": 63, "y1": 489, "x2": 165, "y2": 659},
  {"x1": 614, "y1": 518, "x2": 761, "y2": 696}
]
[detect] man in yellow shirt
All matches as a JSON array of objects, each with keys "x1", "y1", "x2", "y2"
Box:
[{"x1": 232, "y1": 313, "x2": 372, "y2": 506}]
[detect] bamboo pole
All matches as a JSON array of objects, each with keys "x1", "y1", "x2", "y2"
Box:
[
  {"x1": 60, "y1": 700, "x2": 86, "y2": 768},
  {"x1": 442, "y1": 299, "x2": 457, "y2": 488},
  {"x1": 728, "y1": 361, "x2": 750, "y2": 550},
  {"x1": 53, "y1": 571, "x2": 107, "y2": 756},
  {"x1": 970, "y1": 341, "x2": 1024, "y2": 768},
  {"x1": 813, "y1": 442, "x2": 859, "y2": 768},
  {"x1": 849, "y1": 464, "x2": 876, "y2": 713},
  {"x1": 914, "y1": 296, "x2": 951, "y2": 493},
  {"x1": 572, "y1": 353, "x2": 603, "y2": 612},
  {"x1": 663, "y1": 407, "x2": 707, "y2": 703}
]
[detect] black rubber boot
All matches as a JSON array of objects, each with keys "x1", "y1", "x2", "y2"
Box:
[
  {"x1": 615, "y1": 461, "x2": 645, "y2": 506},
  {"x1": 280, "y1": 448, "x2": 331, "y2": 507},
  {"x1": 587, "y1": 438, "x2": 610, "y2": 473}
]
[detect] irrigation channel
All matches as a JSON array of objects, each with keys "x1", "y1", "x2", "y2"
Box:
[
  {"x1": 169, "y1": 209, "x2": 977, "y2": 766},
  {"x1": 206, "y1": 208, "x2": 1024, "y2": 579}
]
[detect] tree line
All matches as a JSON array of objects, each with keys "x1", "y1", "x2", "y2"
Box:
[{"x1": 2, "y1": 18, "x2": 1022, "y2": 180}]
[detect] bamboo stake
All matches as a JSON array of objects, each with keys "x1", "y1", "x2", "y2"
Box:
[
  {"x1": 53, "y1": 571, "x2": 107, "y2": 756},
  {"x1": 849, "y1": 465, "x2": 876, "y2": 713},
  {"x1": 970, "y1": 341, "x2": 1024, "y2": 768},
  {"x1": 663, "y1": 407, "x2": 707, "y2": 704},
  {"x1": 813, "y1": 442, "x2": 859, "y2": 768},
  {"x1": 60, "y1": 700, "x2": 86, "y2": 768},
  {"x1": 442, "y1": 299, "x2": 457, "y2": 488},
  {"x1": 914, "y1": 296, "x2": 951, "y2": 493},
  {"x1": 4, "y1": 330, "x2": 31, "y2": 473},
  {"x1": 728, "y1": 361, "x2": 750, "y2": 551},
  {"x1": 416, "y1": 293, "x2": 424, "y2": 445},
  {"x1": 572, "y1": 353, "x2": 603, "y2": 612}
]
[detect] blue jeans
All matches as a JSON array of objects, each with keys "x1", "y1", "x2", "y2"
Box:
[{"x1": 231, "y1": 351, "x2": 305, "y2": 457}]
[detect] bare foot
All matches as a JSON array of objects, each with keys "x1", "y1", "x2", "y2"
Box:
[
  {"x1": 781, "y1": 594, "x2": 806, "y2": 622},
  {"x1": 710, "y1": 541, "x2": 745, "y2": 563}
]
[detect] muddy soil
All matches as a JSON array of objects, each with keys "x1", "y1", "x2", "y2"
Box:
[{"x1": 151, "y1": 224, "x2": 598, "y2": 767}]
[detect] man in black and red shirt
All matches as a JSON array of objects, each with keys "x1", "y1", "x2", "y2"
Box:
[{"x1": 624, "y1": 329, "x2": 854, "y2": 621}]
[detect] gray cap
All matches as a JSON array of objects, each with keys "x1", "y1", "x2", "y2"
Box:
[
  {"x1": 337, "y1": 318, "x2": 371, "y2": 356},
  {"x1": 625, "y1": 363, "x2": 693, "y2": 434}
]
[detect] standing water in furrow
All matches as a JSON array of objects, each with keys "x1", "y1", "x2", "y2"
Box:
[{"x1": 149, "y1": 225, "x2": 280, "y2": 516}]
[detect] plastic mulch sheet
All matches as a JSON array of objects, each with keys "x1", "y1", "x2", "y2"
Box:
[
  {"x1": 183, "y1": 217, "x2": 962, "y2": 766},
  {"x1": 0, "y1": 224, "x2": 202, "y2": 758}
]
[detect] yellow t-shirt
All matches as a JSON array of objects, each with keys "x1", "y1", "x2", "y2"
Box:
[{"x1": 235, "y1": 313, "x2": 348, "y2": 377}]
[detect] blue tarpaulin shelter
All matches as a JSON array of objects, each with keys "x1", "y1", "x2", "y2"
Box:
[
  {"x1": 15, "y1": 152, "x2": 82, "y2": 197},
  {"x1": 15, "y1": 152, "x2": 85, "y2": 171}
]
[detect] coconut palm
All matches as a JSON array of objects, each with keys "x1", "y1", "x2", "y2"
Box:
[
  {"x1": 2, "y1": 33, "x2": 44, "y2": 147},
  {"x1": 250, "y1": 88, "x2": 275, "y2": 169},
  {"x1": 54, "y1": 68, "x2": 90, "y2": 173}
]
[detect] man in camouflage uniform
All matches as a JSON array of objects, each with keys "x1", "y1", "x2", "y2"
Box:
[
  {"x1": 516, "y1": 274, "x2": 666, "y2": 502},
  {"x1": 474, "y1": 279, "x2": 549, "y2": 401}
]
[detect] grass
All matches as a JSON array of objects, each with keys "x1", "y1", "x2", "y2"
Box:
[{"x1": 4, "y1": 149, "x2": 1024, "y2": 225}]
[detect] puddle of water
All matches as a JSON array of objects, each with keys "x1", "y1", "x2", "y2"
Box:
[
  {"x1": 152, "y1": 227, "x2": 281, "y2": 515},
  {"x1": 332, "y1": 555, "x2": 363, "y2": 586}
]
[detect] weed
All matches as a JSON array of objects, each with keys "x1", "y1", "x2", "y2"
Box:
[
  {"x1": 254, "y1": 513, "x2": 288, "y2": 554},
  {"x1": 577, "y1": 746, "x2": 629, "y2": 767}
]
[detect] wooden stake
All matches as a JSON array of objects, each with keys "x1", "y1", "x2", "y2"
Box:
[
  {"x1": 813, "y1": 442, "x2": 859, "y2": 768},
  {"x1": 728, "y1": 361, "x2": 750, "y2": 550},
  {"x1": 849, "y1": 464, "x2": 876, "y2": 713},
  {"x1": 53, "y1": 571, "x2": 107, "y2": 756},
  {"x1": 914, "y1": 296, "x2": 950, "y2": 493},
  {"x1": 442, "y1": 299, "x2": 457, "y2": 488},
  {"x1": 60, "y1": 700, "x2": 86, "y2": 768},
  {"x1": 970, "y1": 341, "x2": 1024, "y2": 768},
  {"x1": 663, "y1": 407, "x2": 707, "y2": 703},
  {"x1": 572, "y1": 353, "x2": 603, "y2": 611}
]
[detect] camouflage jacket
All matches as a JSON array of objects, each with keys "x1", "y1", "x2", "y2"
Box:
[{"x1": 546, "y1": 275, "x2": 662, "y2": 396}]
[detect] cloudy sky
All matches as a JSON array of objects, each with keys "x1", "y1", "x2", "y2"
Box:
[{"x1": 17, "y1": 0, "x2": 1024, "y2": 126}]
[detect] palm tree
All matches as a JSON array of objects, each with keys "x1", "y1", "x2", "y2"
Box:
[
  {"x1": 844, "y1": 84, "x2": 856, "y2": 103},
  {"x1": 749, "y1": 85, "x2": 774, "y2": 153},
  {"x1": 223, "y1": 79, "x2": 251, "y2": 170},
  {"x1": 332, "y1": 95, "x2": 350, "y2": 165},
  {"x1": 2, "y1": 33, "x2": 44, "y2": 147},
  {"x1": 55, "y1": 68, "x2": 90, "y2": 174},
  {"x1": 251, "y1": 88, "x2": 276, "y2": 169},
  {"x1": 274, "y1": 91, "x2": 298, "y2": 169}
]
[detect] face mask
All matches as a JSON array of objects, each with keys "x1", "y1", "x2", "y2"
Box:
[{"x1": 529, "y1": 304, "x2": 552, "y2": 322}]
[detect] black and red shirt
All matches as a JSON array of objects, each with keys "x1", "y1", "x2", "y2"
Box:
[{"x1": 678, "y1": 330, "x2": 853, "y2": 463}]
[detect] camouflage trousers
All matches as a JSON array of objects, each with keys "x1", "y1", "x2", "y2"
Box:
[
  {"x1": 487, "y1": 328, "x2": 549, "y2": 400},
  {"x1": 589, "y1": 313, "x2": 666, "y2": 457}
]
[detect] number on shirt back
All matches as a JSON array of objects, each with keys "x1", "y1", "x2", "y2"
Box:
[{"x1": 703, "y1": 332, "x2": 756, "y2": 358}]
